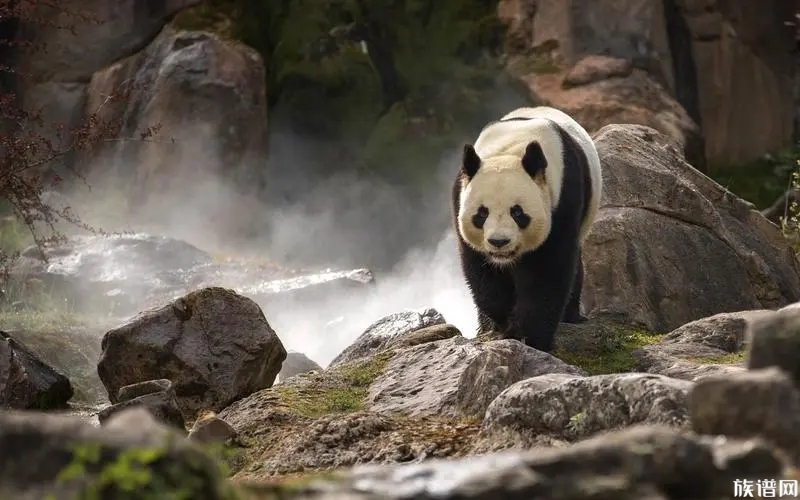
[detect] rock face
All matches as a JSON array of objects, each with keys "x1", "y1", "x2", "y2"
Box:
[
  {"x1": 0, "y1": 407, "x2": 231, "y2": 500},
  {"x1": 13, "y1": 0, "x2": 202, "y2": 156},
  {"x1": 85, "y1": 27, "x2": 268, "y2": 210},
  {"x1": 368, "y1": 337, "x2": 586, "y2": 418},
  {"x1": 501, "y1": 0, "x2": 704, "y2": 169},
  {"x1": 672, "y1": 0, "x2": 797, "y2": 166},
  {"x1": 482, "y1": 373, "x2": 691, "y2": 447},
  {"x1": 97, "y1": 287, "x2": 286, "y2": 417},
  {"x1": 498, "y1": 0, "x2": 798, "y2": 167},
  {"x1": 0, "y1": 331, "x2": 73, "y2": 410},
  {"x1": 582, "y1": 124, "x2": 800, "y2": 332}
]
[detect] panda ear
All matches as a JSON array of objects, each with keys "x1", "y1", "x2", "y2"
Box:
[
  {"x1": 462, "y1": 144, "x2": 481, "y2": 179},
  {"x1": 521, "y1": 141, "x2": 547, "y2": 178}
]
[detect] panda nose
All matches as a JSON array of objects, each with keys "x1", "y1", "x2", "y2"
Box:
[{"x1": 488, "y1": 237, "x2": 511, "y2": 249}]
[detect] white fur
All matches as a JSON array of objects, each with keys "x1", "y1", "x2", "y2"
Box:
[{"x1": 457, "y1": 106, "x2": 602, "y2": 265}]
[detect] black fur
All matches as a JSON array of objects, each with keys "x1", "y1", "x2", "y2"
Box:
[
  {"x1": 453, "y1": 121, "x2": 593, "y2": 352},
  {"x1": 462, "y1": 144, "x2": 482, "y2": 179}
]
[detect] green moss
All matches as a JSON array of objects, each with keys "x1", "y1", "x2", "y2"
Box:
[
  {"x1": 55, "y1": 439, "x2": 238, "y2": 500},
  {"x1": 333, "y1": 350, "x2": 394, "y2": 386},
  {"x1": 553, "y1": 320, "x2": 661, "y2": 375},
  {"x1": 275, "y1": 350, "x2": 394, "y2": 419},
  {"x1": 688, "y1": 351, "x2": 747, "y2": 365}
]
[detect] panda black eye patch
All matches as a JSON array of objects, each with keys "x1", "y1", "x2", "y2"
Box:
[
  {"x1": 472, "y1": 205, "x2": 489, "y2": 229},
  {"x1": 510, "y1": 204, "x2": 531, "y2": 229}
]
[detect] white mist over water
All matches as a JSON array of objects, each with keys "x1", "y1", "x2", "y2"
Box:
[{"x1": 258, "y1": 229, "x2": 479, "y2": 367}]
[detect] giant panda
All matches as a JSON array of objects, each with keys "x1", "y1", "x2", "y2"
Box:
[{"x1": 452, "y1": 106, "x2": 602, "y2": 353}]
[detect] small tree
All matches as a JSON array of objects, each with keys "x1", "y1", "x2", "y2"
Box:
[{"x1": 0, "y1": 1, "x2": 151, "y2": 287}]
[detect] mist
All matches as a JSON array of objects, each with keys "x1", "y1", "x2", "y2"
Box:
[{"x1": 58, "y1": 115, "x2": 485, "y2": 369}]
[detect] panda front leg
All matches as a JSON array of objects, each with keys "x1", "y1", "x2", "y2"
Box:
[
  {"x1": 460, "y1": 246, "x2": 514, "y2": 336},
  {"x1": 508, "y1": 241, "x2": 579, "y2": 352}
]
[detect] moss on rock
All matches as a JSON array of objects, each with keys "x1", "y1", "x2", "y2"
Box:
[
  {"x1": 553, "y1": 319, "x2": 661, "y2": 375},
  {"x1": 688, "y1": 351, "x2": 748, "y2": 365},
  {"x1": 272, "y1": 350, "x2": 394, "y2": 419}
]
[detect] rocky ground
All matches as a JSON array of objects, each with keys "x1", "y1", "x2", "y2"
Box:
[{"x1": 3, "y1": 124, "x2": 800, "y2": 498}]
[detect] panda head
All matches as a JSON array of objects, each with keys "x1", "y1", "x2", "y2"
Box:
[{"x1": 457, "y1": 141, "x2": 554, "y2": 266}]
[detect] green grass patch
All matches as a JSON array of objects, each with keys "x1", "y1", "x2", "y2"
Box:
[
  {"x1": 274, "y1": 350, "x2": 394, "y2": 419},
  {"x1": 706, "y1": 145, "x2": 800, "y2": 209},
  {"x1": 51, "y1": 439, "x2": 238, "y2": 500},
  {"x1": 687, "y1": 350, "x2": 747, "y2": 365},
  {"x1": 553, "y1": 320, "x2": 662, "y2": 375}
]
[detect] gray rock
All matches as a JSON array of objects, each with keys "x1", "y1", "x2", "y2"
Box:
[
  {"x1": 0, "y1": 331, "x2": 73, "y2": 410},
  {"x1": 117, "y1": 378, "x2": 173, "y2": 402},
  {"x1": 279, "y1": 352, "x2": 322, "y2": 382},
  {"x1": 329, "y1": 308, "x2": 446, "y2": 368},
  {"x1": 98, "y1": 379, "x2": 184, "y2": 430},
  {"x1": 0, "y1": 407, "x2": 230, "y2": 500},
  {"x1": 634, "y1": 310, "x2": 772, "y2": 381},
  {"x1": 286, "y1": 425, "x2": 785, "y2": 499},
  {"x1": 746, "y1": 303, "x2": 800, "y2": 384},
  {"x1": 97, "y1": 287, "x2": 286, "y2": 416},
  {"x1": 689, "y1": 367, "x2": 800, "y2": 462},
  {"x1": 187, "y1": 411, "x2": 239, "y2": 445},
  {"x1": 482, "y1": 373, "x2": 691, "y2": 445},
  {"x1": 582, "y1": 124, "x2": 800, "y2": 333},
  {"x1": 387, "y1": 323, "x2": 462, "y2": 350},
  {"x1": 368, "y1": 337, "x2": 586, "y2": 418}
]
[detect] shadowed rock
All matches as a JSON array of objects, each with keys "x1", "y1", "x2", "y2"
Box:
[
  {"x1": 97, "y1": 379, "x2": 184, "y2": 430},
  {"x1": 0, "y1": 331, "x2": 73, "y2": 410},
  {"x1": 97, "y1": 287, "x2": 286, "y2": 417},
  {"x1": 689, "y1": 367, "x2": 800, "y2": 462}
]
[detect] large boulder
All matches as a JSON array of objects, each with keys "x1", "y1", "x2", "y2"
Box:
[
  {"x1": 97, "y1": 287, "x2": 286, "y2": 417},
  {"x1": 0, "y1": 331, "x2": 73, "y2": 410},
  {"x1": 582, "y1": 124, "x2": 800, "y2": 332},
  {"x1": 82, "y1": 27, "x2": 268, "y2": 239}
]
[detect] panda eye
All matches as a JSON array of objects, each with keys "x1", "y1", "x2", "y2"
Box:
[
  {"x1": 472, "y1": 205, "x2": 489, "y2": 229},
  {"x1": 510, "y1": 204, "x2": 531, "y2": 229}
]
